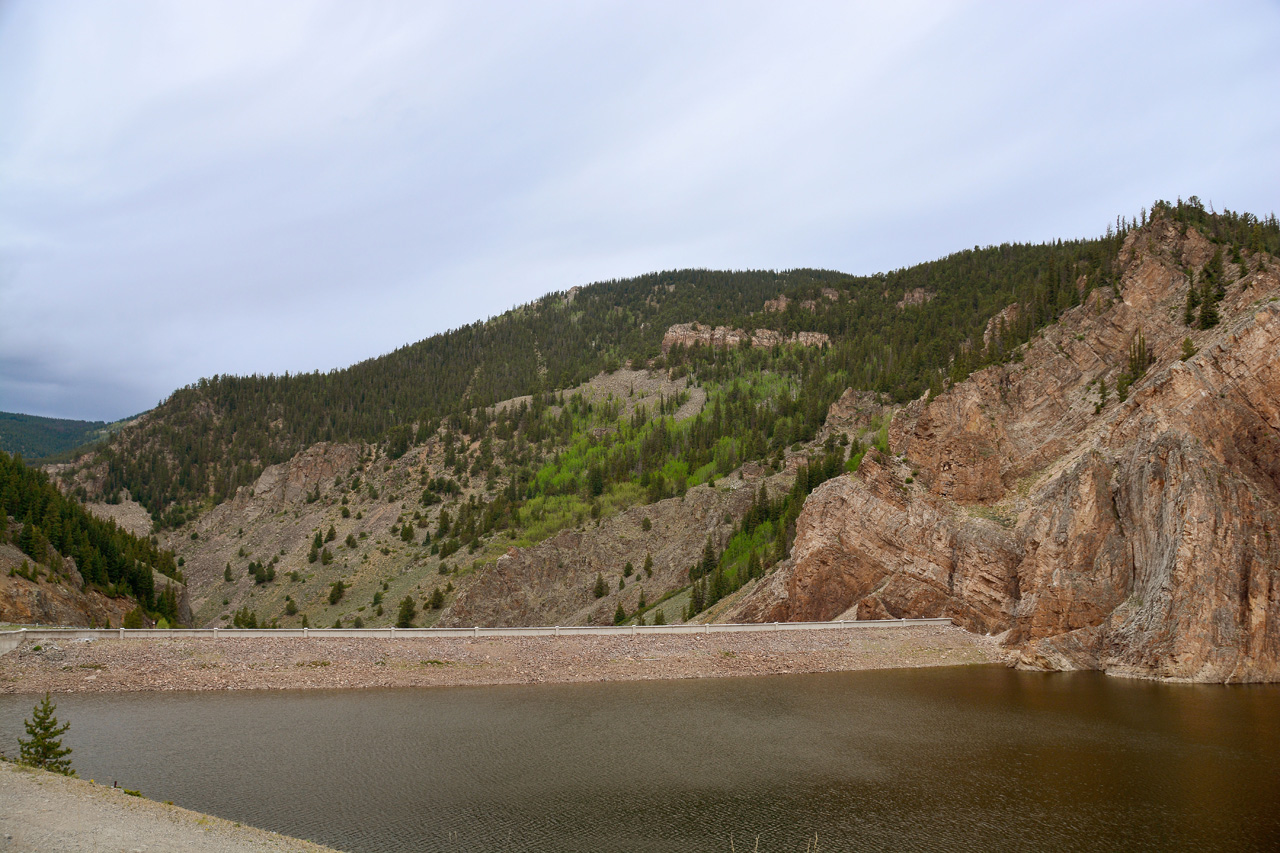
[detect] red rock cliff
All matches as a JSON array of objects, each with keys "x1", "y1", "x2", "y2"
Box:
[{"x1": 727, "y1": 217, "x2": 1280, "y2": 682}]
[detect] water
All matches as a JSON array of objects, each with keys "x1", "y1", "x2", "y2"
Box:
[{"x1": 2, "y1": 667, "x2": 1279, "y2": 852}]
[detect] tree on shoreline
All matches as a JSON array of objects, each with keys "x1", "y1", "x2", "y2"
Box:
[{"x1": 18, "y1": 693, "x2": 74, "y2": 776}]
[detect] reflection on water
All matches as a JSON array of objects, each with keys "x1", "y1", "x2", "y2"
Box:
[{"x1": 2, "y1": 667, "x2": 1278, "y2": 852}]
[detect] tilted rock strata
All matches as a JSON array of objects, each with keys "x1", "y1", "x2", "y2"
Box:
[{"x1": 728, "y1": 219, "x2": 1280, "y2": 682}]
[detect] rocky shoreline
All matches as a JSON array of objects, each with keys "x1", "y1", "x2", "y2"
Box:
[{"x1": 0, "y1": 624, "x2": 1001, "y2": 694}]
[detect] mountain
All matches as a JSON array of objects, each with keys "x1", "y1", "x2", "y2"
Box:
[
  {"x1": 44, "y1": 221, "x2": 1127, "y2": 632},
  {"x1": 69, "y1": 232, "x2": 1121, "y2": 529},
  {"x1": 725, "y1": 201, "x2": 1280, "y2": 682},
  {"x1": 34, "y1": 197, "x2": 1280, "y2": 682},
  {"x1": 0, "y1": 412, "x2": 132, "y2": 462}
]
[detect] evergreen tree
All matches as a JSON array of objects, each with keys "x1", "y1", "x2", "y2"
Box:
[
  {"x1": 593, "y1": 573, "x2": 607, "y2": 598},
  {"x1": 613, "y1": 602, "x2": 626, "y2": 625},
  {"x1": 397, "y1": 595, "x2": 416, "y2": 628},
  {"x1": 18, "y1": 693, "x2": 74, "y2": 775}
]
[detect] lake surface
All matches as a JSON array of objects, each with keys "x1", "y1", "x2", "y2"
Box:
[{"x1": 2, "y1": 667, "x2": 1279, "y2": 852}]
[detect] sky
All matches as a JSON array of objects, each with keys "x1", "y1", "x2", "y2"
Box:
[{"x1": 1, "y1": 1, "x2": 1278, "y2": 422}]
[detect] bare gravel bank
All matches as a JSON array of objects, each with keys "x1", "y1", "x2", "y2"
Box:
[
  {"x1": 0, "y1": 761, "x2": 341, "y2": 853},
  {"x1": 0, "y1": 625, "x2": 1002, "y2": 694}
]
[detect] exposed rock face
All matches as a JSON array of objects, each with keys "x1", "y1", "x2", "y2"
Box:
[
  {"x1": 896, "y1": 288, "x2": 936, "y2": 309},
  {"x1": 661, "y1": 323, "x2": 830, "y2": 353},
  {"x1": 727, "y1": 217, "x2": 1280, "y2": 682},
  {"x1": 0, "y1": 544, "x2": 134, "y2": 627},
  {"x1": 819, "y1": 389, "x2": 894, "y2": 442},
  {"x1": 445, "y1": 481, "x2": 761, "y2": 627},
  {"x1": 982, "y1": 303, "x2": 1021, "y2": 348}
]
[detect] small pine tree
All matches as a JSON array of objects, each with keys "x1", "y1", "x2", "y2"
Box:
[
  {"x1": 329, "y1": 580, "x2": 345, "y2": 605},
  {"x1": 1180, "y1": 337, "x2": 1198, "y2": 360},
  {"x1": 643, "y1": 553, "x2": 653, "y2": 577},
  {"x1": 593, "y1": 573, "x2": 607, "y2": 598},
  {"x1": 224, "y1": 563, "x2": 233, "y2": 583},
  {"x1": 18, "y1": 693, "x2": 74, "y2": 775},
  {"x1": 325, "y1": 525, "x2": 336, "y2": 543},
  {"x1": 397, "y1": 595, "x2": 416, "y2": 628},
  {"x1": 613, "y1": 602, "x2": 626, "y2": 625},
  {"x1": 654, "y1": 610, "x2": 667, "y2": 626},
  {"x1": 430, "y1": 587, "x2": 445, "y2": 609}
]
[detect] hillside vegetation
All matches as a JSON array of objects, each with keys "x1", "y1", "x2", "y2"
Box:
[
  {"x1": 1, "y1": 450, "x2": 184, "y2": 625},
  {"x1": 48, "y1": 199, "x2": 1280, "y2": 634},
  {"x1": 83, "y1": 226, "x2": 1144, "y2": 526},
  {"x1": 0, "y1": 412, "x2": 126, "y2": 462}
]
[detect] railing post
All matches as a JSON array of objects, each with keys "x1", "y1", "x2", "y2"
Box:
[
  {"x1": 474, "y1": 626, "x2": 479, "y2": 638},
  {"x1": 555, "y1": 626, "x2": 560, "y2": 637},
  {"x1": 303, "y1": 627, "x2": 308, "y2": 638},
  {"x1": 119, "y1": 627, "x2": 125, "y2": 639}
]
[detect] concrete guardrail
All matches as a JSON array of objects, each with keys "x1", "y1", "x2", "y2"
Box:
[{"x1": 0, "y1": 618, "x2": 953, "y2": 654}]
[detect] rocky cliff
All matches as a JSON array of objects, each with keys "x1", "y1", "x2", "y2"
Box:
[
  {"x1": 726, "y1": 217, "x2": 1280, "y2": 682},
  {"x1": 661, "y1": 323, "x2": 829, "y2": 353}
]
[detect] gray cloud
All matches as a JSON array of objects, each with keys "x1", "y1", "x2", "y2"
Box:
[{"x1": 2, "y1": 0, "x2": 1277, "y2": 420}]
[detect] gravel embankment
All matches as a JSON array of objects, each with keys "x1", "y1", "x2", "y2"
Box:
[
  {"x1": 0, "y1": 760, "x2": 341, "y2": 853},
  {"x1": 0, "y1": 625, "x2": 1002, "y2": 694}
]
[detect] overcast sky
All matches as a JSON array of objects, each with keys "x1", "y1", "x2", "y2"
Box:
[{"x1": 1, "y1": 1, "x2": 1277, "y2": 421}]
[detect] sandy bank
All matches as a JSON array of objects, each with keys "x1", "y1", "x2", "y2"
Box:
[
  {"x1": 0, "y1": 761, "x2": 341, "y2": 853},
  {"x1": 0, "y1": 625, "x2": 1002, "y2": 694}
]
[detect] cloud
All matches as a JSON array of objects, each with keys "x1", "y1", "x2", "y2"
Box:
[{"x1": 1, "y1": 0, "x2": 1277, "y2": 420}]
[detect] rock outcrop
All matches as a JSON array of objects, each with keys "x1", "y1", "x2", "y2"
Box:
[
  {"x1": 0, "y1": 544, "x2": 135, "y2": 627},
  {"x1": 444, "y1": 481, "x2": 762, "y2": 627},
  {"x1": 661, "y1": 323, "x2": 830, "y2": 353},
  {"x1": 727, "y1": 217, "x2": 1280, "y2": 682}
]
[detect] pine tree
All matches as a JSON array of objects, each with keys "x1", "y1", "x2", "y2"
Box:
[
  {"x1": 19, "y1": 693, "x2": 74, "y2": 775},
  {"x1": 613, "y1": 602, "x2": 626, "y2": 625},
  {"x1": 397, "y1": 595, "x2": 416, "y2": 628},
  {"x1": 592, "y1": 573, "x2": 607, "y2": 598}
]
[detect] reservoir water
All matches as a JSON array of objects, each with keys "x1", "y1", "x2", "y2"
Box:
[{"x1": 2, "y1": 666, "x2": 1278, "y2": 852}]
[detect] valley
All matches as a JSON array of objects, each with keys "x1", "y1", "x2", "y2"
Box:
[{"x1": 3, "y1": 199, "x2": 1278, "y2": 683}]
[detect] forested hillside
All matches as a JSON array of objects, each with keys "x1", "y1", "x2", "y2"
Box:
[
  {"x1": 1, "y1": 450, "x2": 184, "y2": 622},
  {"x1": 0, "y1": 412, "x2": 121, "y2": 461},
  {"x1": 72, "y1": 199, "x2": 1280, "y2": 536}
]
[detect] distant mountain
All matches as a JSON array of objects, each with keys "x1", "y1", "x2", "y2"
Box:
[{"x1": 0, "y1": 411, "x2": 133, "y2": 462}]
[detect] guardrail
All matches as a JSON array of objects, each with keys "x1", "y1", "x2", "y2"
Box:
[{"x1": 0, "y1": 618, "x2": 953, "y2": 653}]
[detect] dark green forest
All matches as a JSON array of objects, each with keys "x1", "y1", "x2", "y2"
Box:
[
  {"x1": 0, "y1": 450, "x2": 183, "y2": 622},
  {"x1": 75, "y1": 201, "x2": 1279, "y2": 534},
  {"x1": 0, "y1": 412, "x2": 120, "y2": 461}
]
